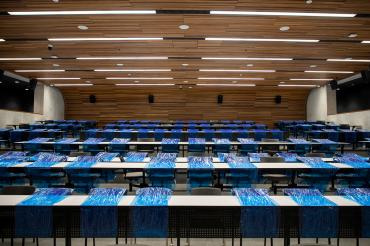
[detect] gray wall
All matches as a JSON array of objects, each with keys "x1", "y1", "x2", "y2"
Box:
[
  {"x1": 0, "y1": 84, "x2": 64, "y2": 128},
  {"x1": 307, "y1": 85, "x2": 370, "y2": 129}
]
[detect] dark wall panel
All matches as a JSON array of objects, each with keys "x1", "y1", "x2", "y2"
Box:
[{"x1": 0, "y1": 87, "x2": 34, "y2": 113}]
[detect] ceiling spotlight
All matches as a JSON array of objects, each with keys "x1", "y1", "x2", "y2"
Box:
[
  {"x1": 280, "y1": 81, "x2": 286, "y2": 84},
  {"x1": 0, "y1": 81, "x2": 2, "y2": 83},
  {"x1": 232, "y1": 81, "x2": 237, "y2": 83},
  {"x1": 306, "y1": 0, "x2": 313, "y2": 4},
  {"x1": 52, "y1": 0, "x2": 59, "y2": 2},
  {"x1": 279, "y1": 26, "x2": 290, "y2": 31},
  {"x1": 25, "y1": 88, "x2": 29, "y2": 91},
  {"x1": 116, "y1": 64, "x2": 124, "y2": 66},
  {"x1": 85, "y1": 81, "x2": 91, "y2": 83},
  {"x1": 310, "y1": 65, "x2": 317, "y2": 68},
  {"x1": 246, "y1": 64, "x2": 254, "y2": 67},
  {"x1": 78, "y1": 25, "x2": 89, "y2": 30},
  {"x1": 179, "y1": 24, "x2": 190, "y2": 30},
  {"x1": 134, "y1": 80, "x2": 140, "y2": 83},
  {"x1": 51, "y1": 55, "x2": 58, "y2": 59},
  {"x1": 53, "y1": 64, "x2": 60, "y2": 67},
  {"x1": 348, "y1": 33, "x2": 358, "y2": 38},
  {"x1": 182, "y1": 63, "x2": 189, "y2": 66},
  {"x1": 15, "y1": 80, "x2": 19, "y2": 84},
  {"x1": 188, "y1": 86, "x2": 193, "y2": 89},
  {"x1": 184, "y1": 81, "x2": 188, "y2": 83}
]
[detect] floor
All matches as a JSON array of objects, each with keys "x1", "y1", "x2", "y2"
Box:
[{"x1": 1, "y1": 237, "x2": 370, "y2": 246}]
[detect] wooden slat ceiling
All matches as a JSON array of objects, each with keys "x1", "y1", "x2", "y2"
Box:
[{"x1": 0, "y1": 0, "x2": 370, "y2": 87}]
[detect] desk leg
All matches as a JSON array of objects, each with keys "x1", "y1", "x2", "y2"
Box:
[
  {"x1": 341, "y1": 144, "x2": 344, "y2": 154},
  {"x1": 177, "y1": 237, "x2": 180, "y2": 246}
]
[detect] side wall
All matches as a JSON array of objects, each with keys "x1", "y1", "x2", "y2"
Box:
[
  {"x1": 307, "y1": 85, "x2": 370, "y2": 129},
  {"x1": 0, "y1": 84, "x2": 65, "y2": 127}
]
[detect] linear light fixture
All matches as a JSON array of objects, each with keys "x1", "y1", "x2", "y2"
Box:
[
  {"x1": 361, "y1": 41, "x2": 370, "y2": 43},
  {"x1": 48, "y1": 37, "x2": 163, "y2": 41},
  {"x1": 290, "y1": 78, "x2": 332, "y2": 81},
  {"x1": 199, "y1": 69, "x2": 275, "y2": 73},
  {"x1": 8, "y1": 10, "x2": 156, "y2": 15},
  {"x1": 37, "y1": 77, "x2": 80, "y2": 80},
  {"x1": 327, "y1": 59, "x2": 370, "y2": 63},
  {"x1": 278, "y1": 84, "x2": 319, "y2": 87},
  {"x1": 196, "y1": 84, "x2": 256, "y2": 87},
  {"x1": 205, "y1": 37, "x2": 319, "y2": 43},
  {"x1": 0, "y1": 58, "x2": 42, "y2": 61},
  {"x1": 0, "y1": 39, "x2": 5, "y2": 42},
  {"x1": 304, "y1": 70, "x2": 354, "y2": 74},
  {"x1": 202, "y1": 57, "x2": 293, "y2": 61},
  {"x1": 53, "y1": 84, "x2": 93, "y2": 87},
  {"x1": 115, "y1": 83, "x2": 175, "y2": 86},
  {"x1": 198, "y1": 77, "x2": 264, "y2": 80},
  {"x1": 95, "y1": 69, "x2": 171, "y2": 72},
  {"x1": 76, "y1": 57, "x2": 168, "y2": 60},
  {"x1": 210, "y1": 10, "x2": 356, "y2": 18},
  {"x1": 107, "y1": 77, "x2": 173, "y2": 80},
  {"x1": 16, "y1": 70, "x2": 65, "y2": 72}
]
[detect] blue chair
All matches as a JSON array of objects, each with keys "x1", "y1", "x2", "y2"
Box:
[
  {"x1": 154, "y1": 129, "x2": 165, "y2": 141},
  {"x1": 326, "y1": 130, "x2": 339, "y2": 142},
  {"x1": 108, "y1": 143, "x2": 129, "y2": 155},
  {"x1": 170, "y1": 129, "x2": 182, "y2": 139},
  {"x1": 102, "y1": 130, "x2": 116, "y2": 141},
  {"x1": 204, "y1": 129, "x2": 215, "y2": 141},
  {"x1": 161, "y1": 138, "x2": 180, "y2": 153},
  {"x1": 137, "y1": 129, "x2": 150, "y2": 138},
  {"x1": 188, "y1": 129, "x2": 199, "y2": 138},
  {"x1": 119, "y1": 130, "x2": 132, "y2": 139},
  {"x1": 212, "y1": 139, "x2": 231, "y2": 155},
  {"x1": 220, "y1": 129, "x2": 233, "y2": 139},
  {"x1": 239, "y1": 144, "x2": 258, "y2": 155},
  {"x1": 188, "y1": 138, "x2": 206, "y2": 153},
  {"x1": 270, "y1": 130, "x2": 284, "y2": 141},
  {"x1": 85, "y1": 129, "x2": 99, "y2": 139},
  {"x1": 188, "y1": 170, "x2": 213, "y2": 189},
  {"x1": 254, "y1": 130, "x2": 267, "y2": 141},
  {"x1": 341, "y1": 130, "x2": 357, "y2": 147},
  {"x1": 147, "y1": 169, "x2": 175, "y2": 189}
]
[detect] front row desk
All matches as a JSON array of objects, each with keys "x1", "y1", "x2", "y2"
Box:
[{"x1": 0, "y1": 187, "x2": 369, "y2": 246}]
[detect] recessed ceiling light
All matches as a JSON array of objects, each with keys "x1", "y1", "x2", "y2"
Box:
[
  {"x1": 94, "y1": 69, "x2": 171, "y2": 72},
  {"x1": 37, "y1": 78, "x2": 80, "y2": 80},
  {"x1": 85, "y1": 81, "x2": 91, "y2": 83},
  {"x1": 327, "y1": 59, "x2": 370, "y2": 62},
  {"x1": 53, "y1": 64, "x2": 60, "y2": 67},
  {"x1": 182, "y1": 63, "x2": 189, "y2": 66},
  {"x1": 306, "y1": 0, "x2": 313, "y2": 4},
  {"x1": 54, "y1": 84, "x2": 93, "y2": 87},
  {"x1": 179, "y1": 24, "x2": 190, "y2": 30},
  {"x1": 0, "y1": 81, "x2": 2, "y2": 83},
  {"x1": 304, "y1": 70, "x2": 354, "y2": 74},
  {"x1": 15, "y1": 69, "x2": 65, "y2": 72},
  {"x1": 15, "y1": 81, "x2": 19, "y2": 83},
  {"x1": 280, "y1": 81, "x2": 286, "y2": 84},
  {"x1": 198, "y1": 77, "x2": 264, "y2": 80},
  {"x1": 279, "y1": 26, "x2": 290, "y2": 31},
  {"x1": 361, "y1": 41, "x2": 370, "y2": 43},
  {"x1": 0, "y1": 58, "x2": 42, "y2": 61},
  {"x1": 117, "y1": 64, "x2": 124, "y2": 66},
  {"x1": 210, "y1": 10, "x2": 356, "y2": 18},
  {"x1": 183, "y1": 81, "x2": 188, "y2": 83},
  {"x1": 52, "y1": 0, "x2": 59, "y2": 2},
  {"x1": 348, "y1": 33, "x2": 358, "y2": 38},
  {"x1": 78, "y1": 25, "x2": 89, "y2": 30},
  {"x1": 76, "y1": 56, "x2": 168, "y2": 60},
  {"x1": 48, "y1": 37, "x2": 163, "y2": 41},
  {"x1": 188, "y1": 86, "x2": 193, "y2": 88},
  {"x1": 202, "y1": 57, "x2": 293, "y2": 61},
  {"x1": 290, "y1": 78, "x2": 332, "y2": 81},
  {"x1": 336, "y1": 88, "x2": 340, "y2": 91},
  {"x1": 115, "y1": 83, "x2": 175, "y2": 86},
  {"x1": 0, "y1": 39, "x2": 5, "y2": 42},
  {"x1": 232, "y1": 81, "x2": 237, "y2": 83},
  {"x1": 199, "y1": 69, "x2": 275, "y2": 73},
  {"x1": 107, "y1": 77, "x2": 173, "y2": 80},
  {"x1": 51, "y1": 55, "x2": 58, "y2": 59},
  {"x1": 246, "y1": 64, "x2": 254, "y2": 67},
  {"x1": 310, "y1": 65, "x2": 317, "y2": 68},
  {"x1": 25, "y1": 88, "x2": 29, "y2": 91},
  {"x1": 8, "y1": 10, "x2": 157, "y2": 16},
  {"x1": 134, "y1": 80, "x2": 140, "y2": 83},
  {"x1": 278, "y1": 84, "x2": 317, "y2": 87},
  {"x1": 128, "y1": 74, "x2": 131, "y2": 76},
  {"x1": 205, "y1": 37, "x2": 319, "y2": 43},
  {"x1": 196, "y1": 84, "x2": 256, "y2": 87}
]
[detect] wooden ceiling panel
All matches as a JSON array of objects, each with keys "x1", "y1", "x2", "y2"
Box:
[{"x1": 0, "y1": 0, "x2": 369, "y2": 88}]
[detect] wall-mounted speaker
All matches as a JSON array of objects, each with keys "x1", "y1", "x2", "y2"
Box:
[
  {"x1": 89, "y1": 95, "x2": 96, "y2": 103},
  {"x1": 148, "y1": 94, "x2": 154, "y2": 103},
  {"x1": 217, "y1": 95, "x2": 223, "y2": 104},
  {"x1": 274, "y1": 95, "x2": 282, "y2": 104},
  {"x1": 329, "y1": 80, "x2": 338, "y2": 90}
]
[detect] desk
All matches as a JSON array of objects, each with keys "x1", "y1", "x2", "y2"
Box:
[{"x1": 0, "y1": 195, "x2": 366, "y2": 246}]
